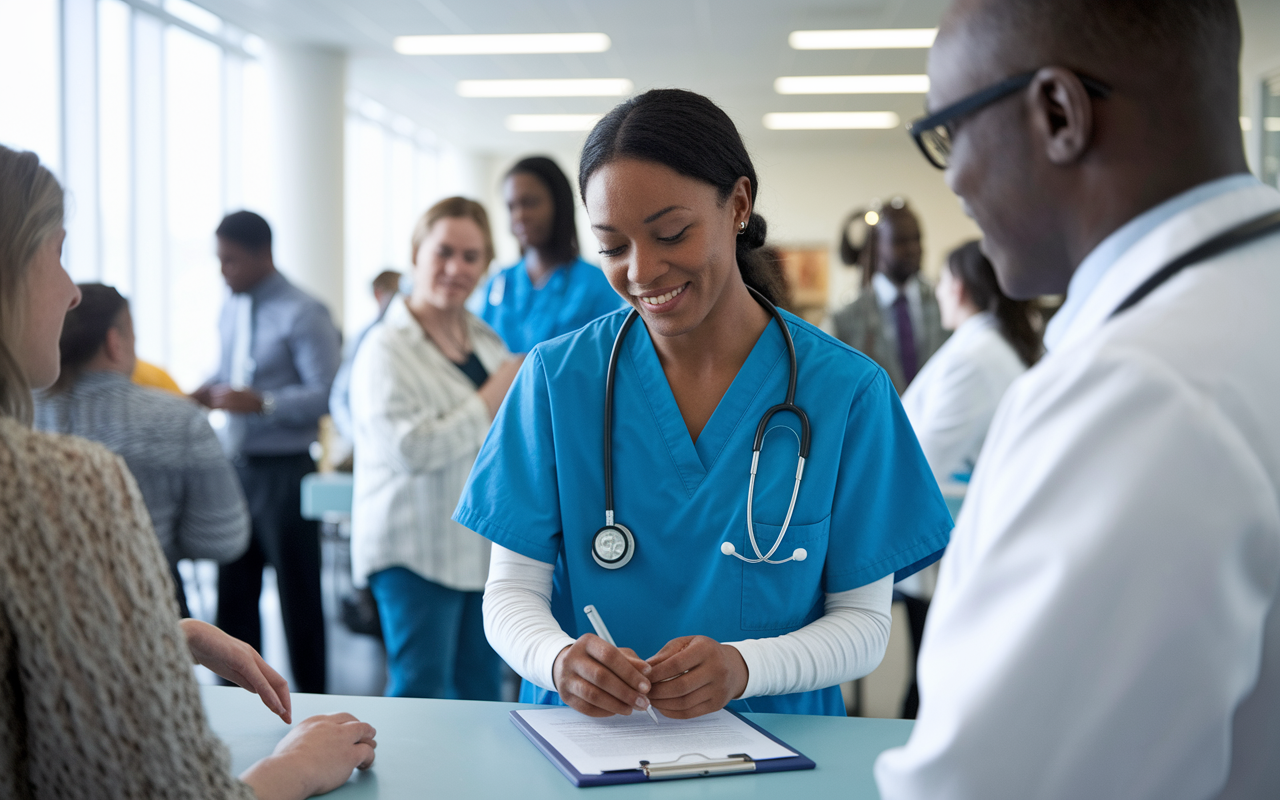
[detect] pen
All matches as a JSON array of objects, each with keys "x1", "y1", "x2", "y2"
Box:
[{"x1": 583, "y1": 604, "x2": 660, "y2": 725}]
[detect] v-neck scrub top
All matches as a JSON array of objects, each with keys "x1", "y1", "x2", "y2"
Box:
[
  {"x1": 474, "y1": 256, "x2": 627, "y2": 353},
  {"x1": 454, "y1": 307, "x2": 952, "y2": 716}
]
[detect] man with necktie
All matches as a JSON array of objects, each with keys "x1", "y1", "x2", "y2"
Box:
[
  {"x1": 829, "y1": 201, "x2": 950, "y2": 394},
  {"x1": 192, "y1": 210, "x2": 341, "y2": 694}
]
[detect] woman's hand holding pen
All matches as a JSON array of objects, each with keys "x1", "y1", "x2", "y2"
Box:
[
  {"x1": 553, "y1": 634, "x2": 656, "y2": 718},
  {"x1": 644, "y1": 635, "x2": 749, "y2": 719}
]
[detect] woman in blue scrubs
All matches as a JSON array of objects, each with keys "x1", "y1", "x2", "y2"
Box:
[
  {"x1": 473, "y1": 156, "x2": 625, "y2": 352},
  {"x1": 455, "y1": 90, "x2": 951, "y2": 719}
]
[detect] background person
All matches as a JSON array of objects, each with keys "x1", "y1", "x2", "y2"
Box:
[
  {"x1": 876, "y1": 0, "x2": 1280, "y2": 796},
  {"x1": 892, "y1": 240, "x2": 1040, "y2": 718},
  {"x1": 329, "y1": 269, "x2": 401, "y2": 443},
  {"x1": 192, "y1": 210, "x2": 341, "y2": 695},
  {"x1": 0, "y1": 143, "x2": 375, "y2": 800},
  {"x1": 829, "y1": 201, "x2": 948, "y2": 393},
  {"x1": 350, "y1": 198, "x2": 523, "y2": 700},
  {"x1": 133, "y1": 358, "x2": 184, "y2": 395},
  {"x1": 901, "y1": 240, "x2": 1040, "y2": 487},
  {"x1": 460, "y1": 89, "x2": 951, "y2": 721},
  {"x1": 472, "y1": 155, "x2": 625, "y2": 352},
  {"x1": 34, "y1": 283, "x2": 250, "y2": 618}
]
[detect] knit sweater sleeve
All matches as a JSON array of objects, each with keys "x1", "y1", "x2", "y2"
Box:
[{"x1": 0, "y1": 421, "x2": 257, "y2": 800}]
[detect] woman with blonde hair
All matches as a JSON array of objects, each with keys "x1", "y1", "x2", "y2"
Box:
[
  {"x1": 350, "y1": 197, "x2": 523, "y2": 700},
  {"x1": 0, "y1": 144, "x2": 375, "y2": 799}
]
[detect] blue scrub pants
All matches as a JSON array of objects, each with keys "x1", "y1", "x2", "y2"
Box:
[{"x1": 368, "y1": 566, "x2": 503, "y2": 700}]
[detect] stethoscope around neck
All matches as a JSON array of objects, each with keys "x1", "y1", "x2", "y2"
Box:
[{"x1": 591, "y1": 285, "x2": 813, "y2": 570}]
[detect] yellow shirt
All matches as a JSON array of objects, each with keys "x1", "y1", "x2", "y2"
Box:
[{"x1": 132, "y1": 360, "x2": 183, "y2": 396}]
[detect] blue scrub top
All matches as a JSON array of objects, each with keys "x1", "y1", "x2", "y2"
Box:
[
  {"x1": 473, "y1": 256, "x2": 626, "y2": 352},
  {"x1": 454, "y1": 308, "x2": 951, "y2": 716}
]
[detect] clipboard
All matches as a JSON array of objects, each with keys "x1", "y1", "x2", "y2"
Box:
[{"x1": 510, "y1": 708, "x2": 816, "y2": 787}]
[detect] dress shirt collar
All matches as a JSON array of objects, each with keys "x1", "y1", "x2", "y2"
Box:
[
  {"x1": 1044, "y1": 172, "x2": 1261, "y2": 351},
  {"x1": 872, "y1": 271, "x2": 919, "y2": 308},
  {"x1": 237, "y1": 268, "x2": 288, "y2": 301}
]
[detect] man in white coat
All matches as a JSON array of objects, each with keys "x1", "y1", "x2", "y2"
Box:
[{"x1": 876, "y1": 1, "x2": 1280, "y2": 798}]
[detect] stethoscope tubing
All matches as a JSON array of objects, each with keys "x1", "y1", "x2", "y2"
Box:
[{"x1": 601, "y1": 287, "x2": 812, "y2": 565}]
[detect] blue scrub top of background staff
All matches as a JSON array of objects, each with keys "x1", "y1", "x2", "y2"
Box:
[
  {"x1": 455, "y1": 307, "x2": 952, "y2": 717},
  {"x1": 473, "y1": 256, "x2": 627, "y2": 353}
]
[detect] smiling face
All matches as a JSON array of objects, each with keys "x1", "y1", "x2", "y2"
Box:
[
  {"x1": 19, "y1": 229, "x2": 81, "y2": 390},
  {"x1": 505, "y1": 171, "x2": 555, "y2": 252},
  {"x1": 584, "y1": 158, "x2": 750, "y2": 340},
  {"x1": 411, "y1": 215, "x2": 489, "y2": 312}
]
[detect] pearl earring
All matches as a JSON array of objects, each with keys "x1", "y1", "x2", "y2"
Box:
[{"x1": 738, "y1": 221, "x2": 746, "y2": 233}]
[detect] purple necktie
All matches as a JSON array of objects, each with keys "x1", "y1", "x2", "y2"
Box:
[{"x1": 892, "y1": 294, "x2": 919, "y2": 385}]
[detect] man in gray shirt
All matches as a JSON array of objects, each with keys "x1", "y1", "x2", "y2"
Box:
[
  {"x1": 192, "y1": 210, "x2": 341, "y2": 694},
  {"x1": 35, "y1": 284, "x2": 250, "y2": 618}
]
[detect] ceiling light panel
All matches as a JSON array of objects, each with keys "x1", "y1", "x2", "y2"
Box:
[
  {"x1": 763, "y1": 112, "x2": 901, "y2": 130},
  {"x1": 394, "y1": 33, "x2": 611, "y2": 55},
  {"x1": 457, "y1": 79, "x2": 633, "y2": 98},
  {"x1": 774, "y1": 75, "x2": 929, "y2": 94},
  {"x1": 506, "y1": 114, "x2": 603, "y2": 132},
  {"x1": 788, "y1": 29, "x2": 937, "y2": 50}
]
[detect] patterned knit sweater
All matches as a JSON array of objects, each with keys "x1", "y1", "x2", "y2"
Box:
[{"x1": 0, "y1": 417, "x2": 256, "y2": 799}]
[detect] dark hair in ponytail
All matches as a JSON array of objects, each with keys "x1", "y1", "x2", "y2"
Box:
[
  {"x1": 948, "y1": 241, "x2": 1042, "y2": 367},
  {"x1": 578, "y1": 88, "x2": 785, "y2": 306}
]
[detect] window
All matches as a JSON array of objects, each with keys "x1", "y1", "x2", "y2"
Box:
[
  {"x1": 2, "y1": 0, "x2": 268, "y2": 390},
  {"x1": 0, "y1": 0, "x2": 61, "y2": 173},
  {"x1": 344, "y1": 95, "x2": 444, "y2": 336},
  {"x1": 1263, "y1": 73, "x2": 1280, "y2": 191},
  {"x1": 4, "y1": 1, "x2": 450, "y2": 385}
]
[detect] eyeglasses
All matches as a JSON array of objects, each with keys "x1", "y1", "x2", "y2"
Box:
[{"x1": 908, "y1": 70, "x2": 1113, "y2": 169}]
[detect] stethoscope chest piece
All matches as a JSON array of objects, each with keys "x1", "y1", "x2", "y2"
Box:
[{"x1": 592, "y1": 523, "x2": 635, "y2": 569}]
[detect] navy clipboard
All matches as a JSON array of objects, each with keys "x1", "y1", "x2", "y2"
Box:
[{"x1": 510, "y1": 708, "x2": 816, "y2": 787}]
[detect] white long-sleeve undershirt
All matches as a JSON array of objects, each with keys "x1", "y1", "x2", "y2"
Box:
[{"x1": 482, "y1": 544, "x2": 894, "y2": 698}]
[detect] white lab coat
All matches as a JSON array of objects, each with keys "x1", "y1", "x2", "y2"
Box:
[
  {"x1": 876, "y1": 182, "x2": 1280, "y2": 799},
  {"x1": 900, "y1": 311, "x2": 1027, "y2": 487}
]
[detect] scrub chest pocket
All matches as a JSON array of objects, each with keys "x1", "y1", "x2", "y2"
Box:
[{"x1": 739, "y1": 516, "x2": 829, "y2": 630}]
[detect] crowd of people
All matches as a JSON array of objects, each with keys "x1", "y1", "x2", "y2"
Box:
[{"x1": 1, "y1": 0, "x2": 1277, "y2": 797}]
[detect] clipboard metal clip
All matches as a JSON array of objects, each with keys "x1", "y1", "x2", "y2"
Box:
[{"x1": 640, "y1": 752, "x2": 756, "y2": 780}]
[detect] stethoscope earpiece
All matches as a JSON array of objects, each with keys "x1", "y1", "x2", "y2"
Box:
[{"x1": 721, "y1": 540, "x2": 808, "y2": 564}]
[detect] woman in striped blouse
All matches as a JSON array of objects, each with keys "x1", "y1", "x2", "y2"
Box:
[{"x1": 350, "y1": 197, "x2": 523, "y2": 700}]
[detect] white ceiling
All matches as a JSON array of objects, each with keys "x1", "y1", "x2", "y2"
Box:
[{"x1": 195, "y1": 0, "x2": 951, "y2": 154}]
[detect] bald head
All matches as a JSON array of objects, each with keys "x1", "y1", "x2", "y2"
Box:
[
  {"x1": 943, "y1": 0, "x2": 1240, "y2": 115},
  {"x1": 926, "y1": 0, "x2": 1249, "y2": 299}
]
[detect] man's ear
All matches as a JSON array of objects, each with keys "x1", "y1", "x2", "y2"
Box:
[
  {"x1": 104, "y1": 326, "x2": 125, "y2": 366},
  {"x1": 1027, "y1": 67, "x2": 1094, "y2": 166}
]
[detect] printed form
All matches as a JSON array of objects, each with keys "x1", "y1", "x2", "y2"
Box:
[{"x1": 512, "y1": 707, "x2": 796, "y2": 774}]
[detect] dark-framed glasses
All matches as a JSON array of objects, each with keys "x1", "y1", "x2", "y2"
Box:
[{"x1": 908, "y1": 70, "x2": 1113, "y2": 169}]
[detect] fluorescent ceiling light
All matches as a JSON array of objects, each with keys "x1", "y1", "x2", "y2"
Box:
[
  {"x1": 1267, "y1": 117, "x2": 1280, "y2": 132},
  {"x1": 395, "y1": 33, "x2": 611, "y2": 55},
  {"x1": 457, "y1": 78, "x2": 632, "y2": 97},
  {"x1": 763, "y1": 111, "x2": 901, "y2": 130},
  {"x1": 1241, "y1": 117, "x2": 1252, "y2": 131},
  {"x1": 506, "y1": 114, "x2": 603, "y2": 132},
  {"x1": 789, "y1": 28, "x2": 937, "y2": 50},
  {"x1": 774, "y1": 75, "x2": 929, "y2": 95}
]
